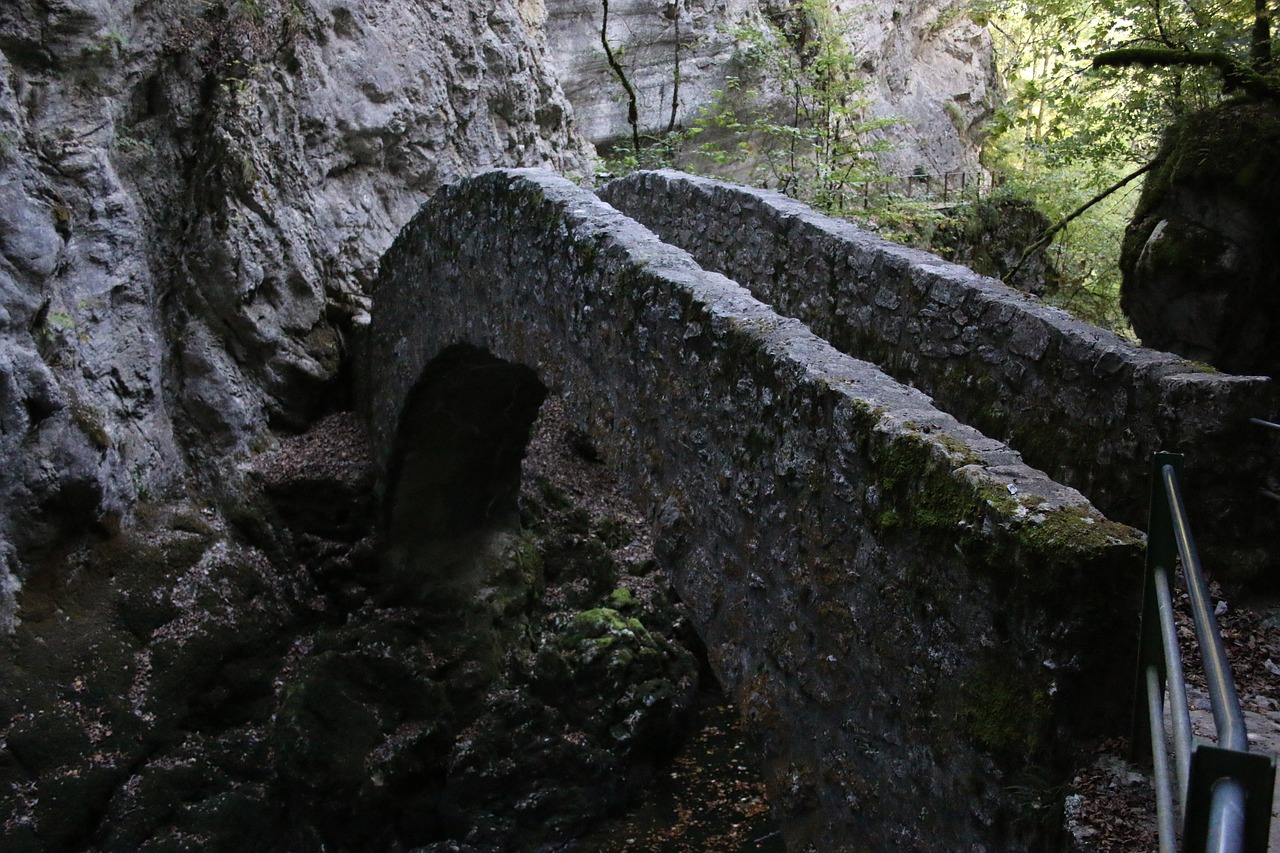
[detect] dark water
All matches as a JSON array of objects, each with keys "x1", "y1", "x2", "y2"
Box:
[{"x1": 565, "y1": 690, "x2": 787, "y2": 852}]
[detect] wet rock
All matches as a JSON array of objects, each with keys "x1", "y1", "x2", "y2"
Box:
[
  {"x1": 272, "y1": 611, "x2": 455, "y2": 849},
  {"x1": 1, "y1": 404, "x2": 701, "y2": 851}
]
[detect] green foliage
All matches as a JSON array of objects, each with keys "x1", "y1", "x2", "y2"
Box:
[
  {"x1": 968, "y1": 0, "x2": 1247, "y2": 332},
  {"x1": 80, "y1": 29, "x2": 128, "y2": 65},
  {"x1": 688, "y1": 0, "x2": 897, "y2": 214},
  {"x1": 113, "y1": 132, "x2": 157, "y2": 156},
  {"x1": 985, "y1": 156, "x2": 1138, "y2": 332},
  {"x1": 984, "y1": 0, "x2": 1278, "y2": 169}
]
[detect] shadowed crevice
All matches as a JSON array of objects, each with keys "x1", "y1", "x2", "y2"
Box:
[{"x1": 381, "y1": 343, "x2": 547, "y2": 605}]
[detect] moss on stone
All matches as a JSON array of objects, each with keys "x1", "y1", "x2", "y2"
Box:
[
  {"x1": 871, "y1": 430, "x2": 988, "y2": 536},
  {"x1": 874, "y1": 508, "x2": 902, "y2": 531},
  {"x1": 608, "y1": 586, "x2": 636, "y2": 609},
  {"x1": 869, "y1": 422, "x2": 1142, "y2": 603},
  {"x1": 569, "y1": 607, "x2": 646, "y2": 642},
  {"x1": 954, "y1": 659, "x2": 1053, "y2": 761},
  {"x1": 1017, "y1": 506, "x2": 1136, "y2": 554}
]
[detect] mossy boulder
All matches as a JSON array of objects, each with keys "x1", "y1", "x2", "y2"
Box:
[
  {"x1": 934, "y1": 195, "x2": 1059, "y2": 296},
  {"x1": 1121, "y1": 100, "x2": 1280, "y2": 377},
  {"x1": 532, "y1": 606, "x2": 698, "y2": 754},
  {"x1": 270, "y1": 612, "x2": 455, "y2": 846}
]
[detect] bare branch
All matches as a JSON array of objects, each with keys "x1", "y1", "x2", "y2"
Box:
[
  {"x1": 601, "y1": 0, "x2": 641, "y2": 156},
  {"x1": 1008, "y1": 159, "x2": 1162, "y2": 282},
  {"x1": 1092, "y1": 47, "x2": 1280, "y2": 99}
]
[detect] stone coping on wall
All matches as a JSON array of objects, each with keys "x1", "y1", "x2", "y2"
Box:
[
  {"x1": 599, "y1": 169, "x2": 1278, "y2": 586},
  {"x1": 360, "y1": 168, "x2": 1143, "y2": 850}
]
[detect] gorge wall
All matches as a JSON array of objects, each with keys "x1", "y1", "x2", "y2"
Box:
[
  {"x1": 0, "y1": 0, "x2": 1005, "y2": 632},
  {"x1": 543, "y1": 0, "x2": 998, "y2": 173},
  {"x1": 0, "y1": 0, "x2": 591, "y2": 630},
  {"x1": 362, "y1": 168, "x2": 1144, "y2": 851}
]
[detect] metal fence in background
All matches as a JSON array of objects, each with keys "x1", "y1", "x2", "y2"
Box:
[
  {"x1": 1132, "y1": 451, "x2": 1276, "y2": 853},
  {"x1": 854, "y1": 169, "x2": 999, "y2": 208}
]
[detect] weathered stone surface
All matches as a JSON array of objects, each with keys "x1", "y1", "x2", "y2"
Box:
[
  {"x1": 0, "y1": 0, "x2": 592, "y2": 630},
  {"x1": 544, "y1": 0, "x2": 998, "y2": 173},
  {"x1": 1121, "y1": 101, "x2": 1280, "y2": 380},
  {"x1": 600, "y1": 169, "x2": 1278, "y2": 586},
  {"x1": 361, "y1": 168, "x2": 1144, "y2": 851}
]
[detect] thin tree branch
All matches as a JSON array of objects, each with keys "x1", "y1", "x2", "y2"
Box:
[
  {"x1": 667, "y1": 0, "x2": 681, "y2": 134},
  {"x1": 1008, "y1": 159, "x2": 1162, "y2": 282},
  {"x1": 1093, "y1": 47, "x2": 1280, "y2": 100},
  {"x1": 601, "y1": 0, "x2": 641, "y2": 156}
]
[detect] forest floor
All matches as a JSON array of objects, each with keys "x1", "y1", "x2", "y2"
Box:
[{"x1": 1065, "y1": 588, "x2": 1280, "y2": 852}]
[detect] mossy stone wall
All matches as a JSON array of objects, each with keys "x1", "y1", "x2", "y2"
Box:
[{"x1": 600, "y1": 169, "x2": 1277, "y2": 587}]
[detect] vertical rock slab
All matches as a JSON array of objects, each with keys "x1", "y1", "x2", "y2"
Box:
[
  {"x1": 0, "y1": 0, "x2": 592, "y2": 628},
  {"x1": 543, "y1": 0, "x2": 998, "y2": 172}
]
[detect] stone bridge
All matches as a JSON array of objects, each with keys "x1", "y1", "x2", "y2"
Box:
[
  {"x1": 357, "y1": 169, "x2": 1271, "y2": 850},
  {"x1": 599, "y1": 171, "x2": 1278, "y2": 582}
]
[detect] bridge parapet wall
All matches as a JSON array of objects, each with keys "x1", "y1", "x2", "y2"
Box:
[
  {"x1": 600, "y1": 170, "x2": 1277, "y2": 585},
  {"x1": 360, "y1": 169, "x2": 1142, "y2": 850}
]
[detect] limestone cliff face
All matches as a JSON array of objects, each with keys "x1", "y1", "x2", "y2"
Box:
[
  {"x1": 0, "y1": 0, "x2": 590, "y2": 628},
  {"x1": 545, "y1": 0, "x2": 997, "y2": 173}
]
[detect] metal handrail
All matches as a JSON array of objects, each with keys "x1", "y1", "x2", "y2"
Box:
[
  {"x1": 1248, "y1": 419, "x2": 1280, "y2": 503},
  {"x1": 1132, "y1": 452, "x2": 1275, "y2": 853},
  {"x1": 854, "y1": 169, "x2": 997, "y2": 208},
  {"x1": 1247, "y1": 418, "x2": 1280, "y2": 432}
]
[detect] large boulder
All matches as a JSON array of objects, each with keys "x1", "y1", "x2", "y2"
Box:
[{"x1": 1120, "y1": 100, "x2": 1280, "y2": 377}]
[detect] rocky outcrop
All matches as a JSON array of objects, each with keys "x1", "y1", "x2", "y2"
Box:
[
  {"x1": 0, "y1": 407, "x2": 699, "y2": 850},
  {"x1": 362, "y1": 169, "x2": 1144, "y2": 851},
  {"x1": 545, "y1": 0, "x2": 998, "y2": 172},
  {"x1": 934, "y1": 195, "x2": 1059, "y2": 296},
  {"x1": 1121, "y1": 100, "x2": 1280, "y2": 380},
  {"x1": 0, "y1": 0, "x2": 591, "y2": 629}
]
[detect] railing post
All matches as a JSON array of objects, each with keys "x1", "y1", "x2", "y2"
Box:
[
  {"x1": 1184, "y1": 745, "x2": 1275, "y2": 853},
  {"x1": 1133, "y1": 452, "x2": 1180, "y2": 762},
  {"x1": 1135, "y1": 452, "x2": 1186, "y2": 852}
]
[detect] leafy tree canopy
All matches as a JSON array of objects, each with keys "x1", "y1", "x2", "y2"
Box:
[{"x1": 981, "y1": 0, "x2": 1278, "y2": 171}]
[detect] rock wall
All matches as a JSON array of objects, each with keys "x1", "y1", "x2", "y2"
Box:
[
  {"x1": 600, "y1": 169, "x2": 1279, "y2": 586},
  {"x1": 0, "y1": 0, "x2": 591, "y2": 630},
  {"x1": 361, "y1": 168, "x2": 1144, "y2": 851},
  {"x1": 0, "y1": 402, "x2": 704, "y2": 850},
  {"x1": 543, "y1": 0, "x2": 998, "y2": 173}
]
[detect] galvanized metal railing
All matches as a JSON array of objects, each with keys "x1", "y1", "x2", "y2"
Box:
[
  {"x1": 1133, "y1": 451, "x2": 1276, "y2": 853},
  {"x1": 854, "y1": 169, "x2": 998, "y2": 208},
  {"x1": 1248, "y1": 419, "x2": 1280, "y2": 504}
]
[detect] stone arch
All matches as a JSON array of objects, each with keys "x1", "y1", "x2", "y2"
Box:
[
  {"x1": 380, "y1": 343, "x2": 547, "y2": 606},
  {"x1": 360, "y1": 169, "x2": 1147, "y2": 849}
]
